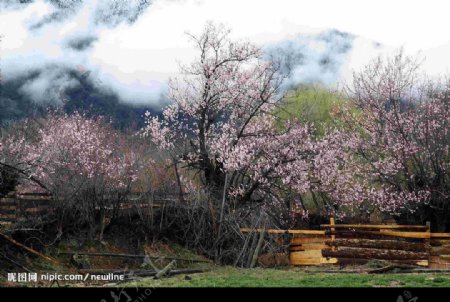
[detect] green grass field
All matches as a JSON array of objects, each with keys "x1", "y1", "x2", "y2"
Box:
[{"x1": 123, "y1": 266, "x2": 450, "y2": 288}]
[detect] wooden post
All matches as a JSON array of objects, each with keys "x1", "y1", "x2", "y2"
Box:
[
  {"x1": 330, "y1": 215, "x2": 336, "y2": 251},
  {"x1": 250, "y1": 227, "x2": 266, "y2": 268},
  {"x1": 426, "y1": 221, "x2": 431, "y2": 268}
]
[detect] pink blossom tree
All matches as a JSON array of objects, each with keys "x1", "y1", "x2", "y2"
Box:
[
  {"x1": 1, "y1": 112, "x2": 139, "y2": 196},
  {"x1": 1, "y1": 111, "x2": 141, "y2": 237},
  {"x1": 142, "y1": 24, "x2": 449, "y2": 229},
  {"x1": 141, "y1": 23, "x2": 356, "y2": 227},
  {"x1": 339, "y1": 52, "x2": 450, "y2": 230},
  {"x1": 142, "y1": 23, "x2": 289, "y2": 200}
]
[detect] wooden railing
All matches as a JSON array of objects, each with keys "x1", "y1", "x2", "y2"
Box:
[
  {"x1": 0, "y1": 193, "x2": 52, "y2": 224},
  {"x1": 0, "y1": 192, "x2": 184, "y2": 225}
]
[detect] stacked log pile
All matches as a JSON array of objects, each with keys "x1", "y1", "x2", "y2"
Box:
[
  {"x1": 320, "y1": 223, "x2": 431, "y2": 267},
  {"x1": 241, "y1": 223, "x2": 450, "y2": 268},
  {"x1": 430, "y1": 234, "x2": 450, "y2": 269}
]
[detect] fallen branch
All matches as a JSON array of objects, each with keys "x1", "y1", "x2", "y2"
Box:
[
  {"x1": 0, "y1": 232, "x2": 59, "y2": 265},
  {"x1": 367, "y1": 265, "x2": 395, "y2": 274},
  {"x1": 367, "y1": 260, "x2": 417, "y2": 274},
  {"x1": 0, "y1": 252, "x2": 33, "y2": 273},
  {"x1": 58, "y1": 252, "x2": 209, "y2": 263},
  {"x1": 154, "y1": 260, "x2": 176, "y2": 279}
]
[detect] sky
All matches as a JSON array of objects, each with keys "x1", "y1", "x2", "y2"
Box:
[{"x1": 1, "y1": 0, "x2": 450, "y2": 106}]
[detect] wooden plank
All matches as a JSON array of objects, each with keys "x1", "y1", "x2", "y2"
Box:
[
  {"x1": 428, "y1": 262, "x2": 450, "y2": 269},
  {"x1": 290, "y1": 244, "x2": 328, "y2": 251},
  {"x1": 17, "y1": 204, "x2": 51, "y2": 210},
  {"x1": 367, "y1": 230, "x2": 430, "y2": 239},
  {"x1": 334, "y1": 257, "x2": 369, "y2": 265},
  {"x1": 430, "y1": 246, "x2": 450, "y2": 256},
  {"x1": 289, "y1": 251, "x2": 322, "y2": 265},
  {"x1": 321, "y1": 224, "x2": 428, "y2": 230},
  {"x1": 0, "y1": 202, "x2": 16, "y2": 207},
  {"x1": 415, "y1": 260, "x2": 429, "y2": 267},
  {"x1": 431, "y1": 239, "x2": 450, "y2": 245},
  {"x1": 290, "y1": 251, "x2": 322, "y2": 263},
  {"x1": 332, "y1": 258, "x2": 428, "y2": 267},
  {"x1": 18, "y1": 199, "x2": 52, "y2": 205},
  {"x1": 0, "y1": 209, "x2": 16, "y2": 215},
  {"x1": 290, "y1": 249, "x2": 322, "y2": 258},
  {"x1": 17, "y1": 193, "x2": 51, "y2": 197},
  {"x1": 430, "y1": 256, "x2": 447, "y2": 262},
  {"x1": 330, "y1": 216, "x2": 336, "y2": 252},
  {"x1": 290, "y1": 237, "x2": 326, "y2": 245},
  {"x1": 240, "y1": 228, "x2": 325, "y2": 235},
  {"x1": 431, "y1": 233, "x2": 450, "y2": 238},
  {"x1": 429, "y1": 256, "x2": 450, "y2": 269},
  {"x1": 0, "y1": 197, "x2": 16, "y2": 201},
  {"x1": 290, "y1": 259, "x2": 322, "y2": 265},
  {"x1": 326, "y1": 230, "x2": 430, "y2": 239},
  {"x1": 0, "y1": 217, "x2": 15, "y2": 222},
  {"x1": 320, "y1": 257, "x2": 338, "y2": 264}
]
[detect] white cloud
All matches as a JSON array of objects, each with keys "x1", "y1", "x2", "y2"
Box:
[{"x1": 1, "y1": 0, "x2": 449, "y2": 106}]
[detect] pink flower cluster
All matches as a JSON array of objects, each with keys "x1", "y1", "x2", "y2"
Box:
[{"x1": 2, "y1": 112, "x2": 139, "y2": 194}]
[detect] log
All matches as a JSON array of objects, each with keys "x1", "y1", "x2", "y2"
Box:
[
  {"x1": 431, "y1": 233, "x2": 450, "y2": 238},
  {"x1": 334, "y1": 258, "x2": 428, "y2": 266},
  {"x1": 290, "y1": 237, "x2": 326, "y2": 245},
  {"x1": 240, "y1": 228, "x2": 325, "y2": 235},
  {"x1": 325, "y1": 239, "x2": 427, "y2": 252},
  {"x1": 367, "y1": 265, "x2": 395, "y2": 274},
  {"x1": 0, "y1": 252, "x2": 33, "y2": 273},
  {"x1": 0, "y1": 217, "x2": 15, "y2": 222},
  {"x1": 154, "y1": 260, "x2": 176, "y2": 279},
  {"x1": 324, "y1": 230, "x2": 389, "y2": 239},
  {"x1": 321, "y1": 224, "x2": 428, "y2": 230},
  {"x1": 325, "y1": 230, "x2": 430, "y2": 239},
  {"x1": 322, "y1": 247, "x2": 428, "y2": 260},
  {"x1": 290, "y1": 244, "x2": 328, "y2": 251},
  {"x1": 367, "y1": 261, "x2": 417, "y2": 274},
  {"x1": 0, "y1": 232, "x2": 60, "y2": 265},
  {"x1": 430, "y1": 246, "x2": 450, "y2": 256},
  {"x1": 431, "y1": 239, "x2": 450, "y2": 245}
]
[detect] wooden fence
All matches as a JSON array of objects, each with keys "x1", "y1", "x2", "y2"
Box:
[
  {"x1": 4, "y1": 194, "x2": 450, "y2": 269},
  {"x1": 241, "y1": 219, "x2": 450, "y2": 269},
  {"x1": 0, "y1": 192, "x2": 179, "y2": 225},
  {"x1": 0, "y1": 193, "x2": 52, "y2": 224}
]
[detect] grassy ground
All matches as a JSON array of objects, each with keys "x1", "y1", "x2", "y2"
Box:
[
  {"x1": 123, "y1": 266, "x2": 450, "y2": 288},
  {"x1": 2, "y1": 236, "x2": 450, "y2": 288}
]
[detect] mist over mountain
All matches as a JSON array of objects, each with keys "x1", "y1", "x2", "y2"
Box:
[
  {"x1": 0, "y1": 64, "x2": 161, "y2": 129},
  {"x1": 0, "y1": 0, "x2": 395, "y2": 128},
  {"x1": 265, "y1": 29, "x2": 356, "y2": 90}
]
